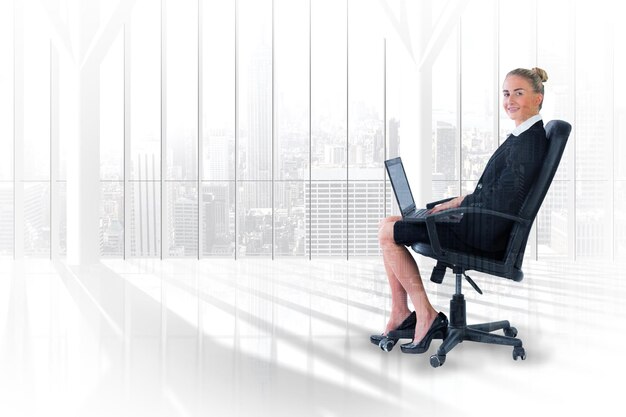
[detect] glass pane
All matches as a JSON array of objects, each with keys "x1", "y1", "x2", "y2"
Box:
[
  {"x1": 57, "y1": 52, "x2": 74, "y2": 182},
  {"x1": 347, "y1": 0, "x2": 386, "y2": 255},
  {"x1": 614, "y1": 8, "x2": 626, "y2": 181},
  {"x1": 0, "y1": 0, "x2": 13, "y2": 182},
  {"x1": 165, "y1": 0, "x2": 198, "y2": 181},
  {"x1": 23, "y1": 182, "x2": 50, "y2": 257},
  {"x1": 461, "y1": 0, "x2": 496, "y2": 181},
  {"x1": 100, "y1": 31, "x2": 124, "y2": 181},
  {"x1": 348, "y1": 181, "x2": 384, "y2": 256},
  {"x1": 307, "y1": 180, "x2": 347, "y2": 257},
  {"x1": 274, "y1": 181, "x2": 305, "y2": 256},
  {"x1": 311, "y1": 0, "x2": 347, "y2": 180},
  {"x1": 129, "y1": 180, "x2": 161, "y2": 257},
  {"x1": 432, "y1": 26, "x2": 459, "y2": 181},
  {"x1": 348, "y1": 0, "x2": 384, "y2": 177},
  {"x1": 130, "y1": 0, "x2": 161, "y2": 181},
  {"x1": 237, "y1": 181, "x2": 272, "y2": 257},
  {"x1": 575, "y1": 1, "x2": 612, "y2": 181},
  {"x1": 275, "y1": 0, "x2": 309, "y2": 181},
  {"x1": 128, "y1": 6, "x2": 162, "y2": 261},
  {"x1": 100, "y1": 181, "x2": 124, "y2": 257},
  {"x1": 201, "y1": 181, "x2": 235, "y2": 257},
  {"x1": 0, "y1": 183, "x2": 12, "y2": 258},
  {"x1": 537, "y1": 0, "x2": 575, "y2": 181},
  {"x1": 202, "y1": 0, "x2": 235, "y2": 181},
  {"x1": 238, "y1": 0, "x2": 272, "y2": 181},
  {"x1": 616, "y1": 181, "x2": 626, "y2": 258},
  {"x1": 537, "y1": 180, "x2": 570, "y2": 258},
  {"x1": 22, "y1": 1, "x2": 50, "y2": 181},
  {"x1": 385, "y1": 40, "x2": 402, "y2": 161},
  {"x1": 165, "y1": 182, "x2": 197, "y2": 257},
  {"x1": 576, "y1": 181, "x2": 611, "y2": 258}
]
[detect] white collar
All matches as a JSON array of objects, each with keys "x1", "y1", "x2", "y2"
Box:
[{"x1": 511, "y1": 114, "x2": 542, "y2": 137}]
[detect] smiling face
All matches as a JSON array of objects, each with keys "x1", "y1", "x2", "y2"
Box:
[{"x1": 502, "y1": 75, "x2": 543, "y2": 126}]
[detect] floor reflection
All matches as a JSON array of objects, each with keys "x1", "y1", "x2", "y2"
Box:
[{"x1": 0, "y1": 257, "x2": 624, "y2": 417}]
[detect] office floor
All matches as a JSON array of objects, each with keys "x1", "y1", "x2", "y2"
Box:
[{"x1": 0, "y1": 256, "x2": 623, "y2": 417}]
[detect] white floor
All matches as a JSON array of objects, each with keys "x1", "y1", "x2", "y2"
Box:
[{"x1": 1, "y1": 256, "x2": 624, "y2": 417}]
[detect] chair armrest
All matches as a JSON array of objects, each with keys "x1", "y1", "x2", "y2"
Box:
[
  {"x1": 426, "y1": 207, "x2": 530, "y2": 225},
  {"x1": 422, "y1": 207, "x2": 530, "y2": 257},
  {"x1": 426, "y1": 197, "x2": 455, "y2": 209}
]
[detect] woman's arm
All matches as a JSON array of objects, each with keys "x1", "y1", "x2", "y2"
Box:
[{"x1": 428, "y1": 195, "x2": 466, "y2": 214}]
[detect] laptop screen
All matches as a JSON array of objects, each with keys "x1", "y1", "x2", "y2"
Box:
[{"x1": 385, "y1": 157, "x2": 415, "y2": 215}]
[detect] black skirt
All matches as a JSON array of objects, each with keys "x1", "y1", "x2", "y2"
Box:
[{"x1": 393, "y1": 220, "x2": 505, "y2": 260}]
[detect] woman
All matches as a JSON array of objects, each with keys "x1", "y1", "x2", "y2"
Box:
[{"x1": 372, "y1": 67, "x2": 549, "y2": 353}]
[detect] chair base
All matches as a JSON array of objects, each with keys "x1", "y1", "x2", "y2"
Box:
[{"x1": 430, "y1": 276, "x2": 526, "y2": 368}]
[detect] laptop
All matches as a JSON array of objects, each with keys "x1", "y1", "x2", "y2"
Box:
[{"x1": 385, "y1": 157, "x2": 461, "y2": 223}]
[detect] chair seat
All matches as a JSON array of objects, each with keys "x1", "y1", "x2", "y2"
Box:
[{"x1": 411, "y1": 242, "x2": 525, "y2": 282}]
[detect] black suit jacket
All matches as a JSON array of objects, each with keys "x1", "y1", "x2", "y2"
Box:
[{"x1": 447, "y1": 120, "x2": 548, "y2": 254}]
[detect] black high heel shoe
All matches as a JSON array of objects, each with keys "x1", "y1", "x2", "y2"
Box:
[
  {"x1": 400, "y1": 312, "x2": 448, "y2": 354},
  {"x1": 370, "y1": 311, "x2": 416, "y2": 352}
]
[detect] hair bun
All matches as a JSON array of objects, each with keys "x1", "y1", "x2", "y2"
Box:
[{"x1": 531, "y1": 67, "x2": 548, "y2": 83}]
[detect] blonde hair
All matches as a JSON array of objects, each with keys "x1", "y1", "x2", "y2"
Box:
[{"x1": 506, "y1": 67, "x2": 548, "y2": 109}]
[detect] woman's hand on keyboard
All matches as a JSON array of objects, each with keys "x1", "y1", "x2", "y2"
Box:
[{"x1": 429, "y1": 196, "x2": 465, "y2": 215}]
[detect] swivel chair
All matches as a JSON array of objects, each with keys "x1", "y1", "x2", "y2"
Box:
[{"x1": 412, "y1": 120, "x2": 571, "y2": 367}]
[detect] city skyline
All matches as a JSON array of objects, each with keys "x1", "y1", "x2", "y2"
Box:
[{"x1": 1, "y1": 0, "x2": 624, "y2": 260}]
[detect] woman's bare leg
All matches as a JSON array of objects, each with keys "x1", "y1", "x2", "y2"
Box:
[
  {"x1": 379, "y1": 219, "x2": 438, "y2": 343},
  {"x1": 378, "y1": 217, "x2": 411, "y2": 333}
]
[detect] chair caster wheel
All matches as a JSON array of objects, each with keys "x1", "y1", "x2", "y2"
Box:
[
  {"x1": 504, "y1": 327, "x2": 518, "y2": 338},
  {"x1": 513, "y1": 346, "x2": 526, "y2": 361},
  {"x1": 430, "y1": 354, "x2": 446, "y2": 368},
  {"x1": 379, "y1": 337, "x2": 397, "y2": 352}
]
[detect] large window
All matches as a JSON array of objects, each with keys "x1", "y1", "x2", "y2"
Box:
[
  {"x1": 2, "y1": 0, "x2": 625, "y2": 260},
  {"x1": 2, "y1": 0, "x2": 394, "y2": 259}
]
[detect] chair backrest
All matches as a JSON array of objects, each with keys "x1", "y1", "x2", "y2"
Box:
[{"x1": 509, "y1": 119, "x2": 571, "y2": 268}]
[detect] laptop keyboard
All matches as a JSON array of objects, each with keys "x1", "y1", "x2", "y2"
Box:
[
  {"x1": 406, "y1": 207, "x2": 463, "y2": 223},
  {"x1": 411, "y1": 208, "x2": 429, "y2": 218}
]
